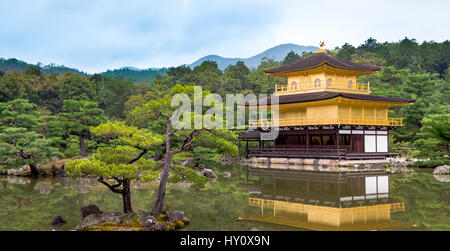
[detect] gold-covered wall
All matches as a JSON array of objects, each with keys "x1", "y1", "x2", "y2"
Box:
[
  {"x1": 306, "y1": 105, "x2": 338, "y2": 121},
  {"x1": 338, "y1": 105, "x2": 388, "y2": 124},
  {"x1": 278, "y1": 69, "x2": 366, "y2": 95},
  {"x1": 272, "y1": 102, "x2": 390, "y2": 127}
]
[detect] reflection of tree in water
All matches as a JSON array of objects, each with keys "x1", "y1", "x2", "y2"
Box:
[
  {"x1": 0, "y1": 179, "x2": 80, "y2": 230},
  {"x1": 70, "y1": 177, "x2": 99, "y2": 194},
  {"x1": 390, "y1": 170, "x2": 450, "y2": 230}
]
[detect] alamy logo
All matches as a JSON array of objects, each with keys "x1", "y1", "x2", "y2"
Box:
[{"x1": 170, "y1": 86, "x2": 279, "y2": 140}]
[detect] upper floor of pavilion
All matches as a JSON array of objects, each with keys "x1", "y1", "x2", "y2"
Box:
[{"x1": 264, "y1": 48, "x2": 382, "y2": 96}]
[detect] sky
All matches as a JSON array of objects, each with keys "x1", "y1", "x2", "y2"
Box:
[{"x1": 1, "y1": 0, "x2": 449, "y2": 73}]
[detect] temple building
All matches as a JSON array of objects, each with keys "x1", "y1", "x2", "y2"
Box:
[
  {"x1": 239, "y1": 168, "x2": 414, "y2": 231},
  {"x1": 239, "y1": 46, "x2": 415, "y2": 160}
]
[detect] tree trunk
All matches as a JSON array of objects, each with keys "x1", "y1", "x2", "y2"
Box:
[
  {"x1": 151, "y1": 153, "x2": 172, "y2": 215},
  {"x1": 122, "y1": 179, "x2": 133, "y2": 213},
  {"x1": 444, "y1": 143, "x2": 450, "y2": 159},
  {"x1": 79, "y1": 135, "x2": 87, "y2": 157},
  {"x1": 151, "y1": 121, "x2": 172, "y2": 216},
  {"x1": 29, "y1": 164, "x2": 39, "y2": 178}
]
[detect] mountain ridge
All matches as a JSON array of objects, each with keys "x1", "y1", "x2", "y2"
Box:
[
  {"x1": 0, "y1": 43, "x2": 319, "y2": 82},
  {"x1": 189, "y1": 43, "x2": 318, "y2": 70}
]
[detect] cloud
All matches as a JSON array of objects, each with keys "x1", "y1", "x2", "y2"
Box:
[{"x1": 0, "y1": 0, "x2": 449, "y2": 73}]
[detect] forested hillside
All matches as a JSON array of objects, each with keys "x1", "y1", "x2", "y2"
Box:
[
  {"x1": 0, "y1": 37, "x2": 448, "y2": 167},
  {"x1": 101, "y1": 67, "x2": 168, "y2": 84},
  {"x1": 0, "y1": 58, "x2": 87, "y2": 76}
]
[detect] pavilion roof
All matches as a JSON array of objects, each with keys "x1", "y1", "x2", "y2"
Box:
[
  {"x1": 244, "y1": 91, "x2": 416, "y2": 106},
  {"x1": 264, "y1": 52, "x2": 382, "y2": 75}
]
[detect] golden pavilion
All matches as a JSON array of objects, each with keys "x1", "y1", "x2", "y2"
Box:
[
  {"x1": 239, "y1": 46, "x2": 415, "y2": 160},
  {"x1": 239, "y1": 167, "x2": 414, "y2": 231}
]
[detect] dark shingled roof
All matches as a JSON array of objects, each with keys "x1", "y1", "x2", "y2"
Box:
[
  {"x1": 264, "y1": 52, "x2": 382, "y2": 74},
  {"x1": 245, "y1": 91, "x2": 416, "y2": 106},
  {"x1": 238, "y1": 131, "x2": 262, "y2": 140}
]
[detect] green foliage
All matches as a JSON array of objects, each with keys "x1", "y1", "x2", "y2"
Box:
[
  {"x1": 59, "y1": 72, "x2": 95, "y2": 101},
  {"x1": 130, "y1": 84, "x2": 239, "y2": 159},
  {"x1": 59, "y1": 99, "x2": 107, "y2": 156},
  {"x1": 192, "y1": 146, "x2": 218, "y2": 166},
  {"x1": 170, "y1": 165, "x2": 208, "y2": 189},
  {"x1": 0, "y1": 99, "x2": 62, "y2": 169},
  {"x1": 91, "y1": 122, "x2": 164, "y2": 150},
  {"x1": 390, "y1": 169, "x2": 450, "y2": 230},
  {"x1": 60, "y1": 100, "x2": 105, "y2": 126},
  {"x1": 357, "y1": 64, "x2": 449, "y2": 147},
  {"x1": 102, "y1": 67, "x2": 167, "y2": 84},
  {"x1": 281, "y1": 51, "x2": 301, "y2": 65},
  {"x1": 412, "y1": 114, "x2": 450, "y2": 167},
  {"x1": 0, "y1": 58, "x2": 86, "y2": 76},
  {"x1": 66, "y1": 122, "x2": 163, "y2": 180},
  {"x1": 89, "y1": 75, "x2": 135, "y2": 118},
  {"x1": 0, "y1": 71, "x2": 27, "y2": 102}
]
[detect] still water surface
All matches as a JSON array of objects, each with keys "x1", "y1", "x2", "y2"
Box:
[{"x1": 0, "y1": 165, "x2": 448, "y2": 231}]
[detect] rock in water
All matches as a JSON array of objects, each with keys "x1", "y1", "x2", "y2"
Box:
[
  {"x1": 166, "y1": 211, "x2": 185, "y2": 223},
  {"x1": 54, "y1": 168, "x2": 68, "y2": 177},
  {"x1": 203, "y1": 169, "x2": 218, "y2": 179},
  {"x1": 433, "y1": 165, "x2": 449, "y2": 182},
  {"x1": 51, "y1": 216, "x2": 67, "y2": 226},
  {"x1": 140, "y1": 216, "x2": 157, "y2": 228},
  {"x1": 144, "y1": 223, "x2": 169, "y2": 231},
  {"x1": 433, "y1": 165, "x2": 449, "y2": 175},
  {"x1": 166, "y1": 211, "x2": 190, "y2": 225},
  {"x1": 7, "y1": 165, "x2": 31, "y2": 176},
  {"x1": 81, "y1": 204, "x2": 103, "y2": 218},
  {"x1": 76, "y1": 212, "x2": 124, "y2": 230}
]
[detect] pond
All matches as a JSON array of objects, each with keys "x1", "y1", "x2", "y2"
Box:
[{"x1": 0, "y1": 164, "x2": 448, "y2": 231}]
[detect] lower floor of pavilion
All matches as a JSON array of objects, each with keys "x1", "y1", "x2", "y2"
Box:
[{"x1": 239, "y1": 125, "x2": 400, "y2": 160}]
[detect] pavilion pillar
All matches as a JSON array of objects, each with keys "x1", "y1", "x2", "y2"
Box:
[
  {"x1": 337, "y1": 130, "x2": 341, "y2": 160},
  {"x1": 306, "y1": 130, "x2": 309, "y2": 151}
]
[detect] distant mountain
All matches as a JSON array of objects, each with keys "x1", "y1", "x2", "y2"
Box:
[
  {"x1": 189, "y1": 43, "x2": 318, "y2": 70},
  {"x1": 0, "y1": 58, "x2": 87, "y2": 76},
  {"x1": 0, "y1": 43, "x2": 318, "y2": 83}
]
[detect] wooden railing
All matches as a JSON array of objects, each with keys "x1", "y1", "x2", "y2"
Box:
[
  {"x1": 249, "y1": 198, "x2": 406, "y2": 213},
  {"x1": 390, "y1": 202, "x2": 405, "y2": 212},
  {"x1": 248, "y1": 117, "x2": 403, "y2": 128},
  {"x1": 275, "y1": 81, "x2": 370, "y2": 95}
]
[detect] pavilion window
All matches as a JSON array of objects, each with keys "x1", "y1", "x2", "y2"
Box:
[
  {"x1": 299, "y1": 135, "x2": 307, "y2": 145},
  {"x1": 348, "y1": 80, "x2": 354, "y2": 89},
  {"x1": 314, "y1": 79, "x2": 321, "y2": 88},
  {"x1": 322, "y1": 135, "x2": 336, "y2": 146},
  {"x1": 326, "y1": 78, "x2": 333, "y2": 88},
  {"x1": 339, "y1": 135, "x2": 351, "y2": 145},
  {"x1": 310, "y1": 135, "x2": 322, "y2": 145},
  {"x1": 290, "y1": 81, "x2": 298, "y2": 91}
]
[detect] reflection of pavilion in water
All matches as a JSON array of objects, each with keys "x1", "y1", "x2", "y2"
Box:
[{"x1": 239, "y1": 168, "x2": 414, "y2": 231}]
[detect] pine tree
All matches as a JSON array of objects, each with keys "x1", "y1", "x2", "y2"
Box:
[
  {"x1": 59, "y1": 99, "x2": 106, "y2": 156},
  {"x1": 0, "y1": 99, "x2": 61, "y2": 176},
  {"x1": 66, "y1": 122, "x2": 163, "y2": 213}
]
